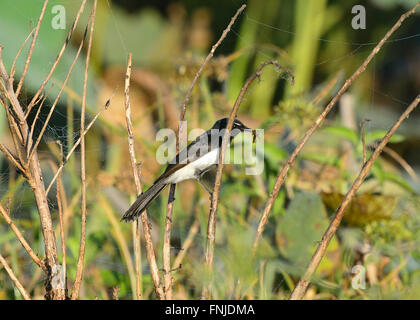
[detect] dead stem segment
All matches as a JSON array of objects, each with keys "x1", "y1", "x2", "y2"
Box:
[
  {"x1": 124, "y1": 54, "x2": 144, "y2": 300},
  {"x1": 45, "y1": 96, "x2": 112, "y2": 196},
  {"x1": 252, "y1": 1, "x2": 420, "y2": 251},
  {"x1": 0, "y1": 253, "x2": 31, "y2": 300},
  {"x1": 290, "y1": 94, "x2": 420, "y2": 300},
  {"x1": 0, "y1": 41, "x2": 66, "y2": 300},
  {"x1": 0, "y1": 203, "x2": 46, "y2": 271},
  {"x1": 25, "y1": 0, "x2": 87, "y2": 116},
  {"x1": 72, "y1": 0, "x2": 97, "y2": 300},
  {"x1": 15, "y1": 0, "x2": 49, "y2": 97},
  {"x1": 124, "y1": 53, "x2": 164, "y2": 300}
]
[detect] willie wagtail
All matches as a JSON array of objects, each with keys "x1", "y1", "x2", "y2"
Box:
[{"x1": 121, "y1": 117, "x2": 251, "y2": 222}]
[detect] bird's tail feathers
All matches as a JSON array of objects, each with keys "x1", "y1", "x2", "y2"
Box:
[{"x1": 121, "y1": 179, "x2": 167, "y2": 222}]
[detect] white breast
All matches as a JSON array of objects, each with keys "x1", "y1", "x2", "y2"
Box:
[{"x1": 166, "y1": 148, "x2": 219, "y2": 184}]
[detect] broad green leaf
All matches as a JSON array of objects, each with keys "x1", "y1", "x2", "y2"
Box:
[
  {"x1": 276, "y1": 192, "x2": 340, "y2": 276},
  {"x1": 366, "y1": 131, "x2": 405, "y2": 144},
  {"x1": 383, "y1": 171, "x2": 415, "y2": 193},
  {"x1": 323, "y1": 126, "x2": 358, "y2": 145}
]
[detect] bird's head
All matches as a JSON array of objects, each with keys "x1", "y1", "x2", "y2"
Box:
[{"x1": 211, "y1": 117, "x2": 250, "y2": 131}]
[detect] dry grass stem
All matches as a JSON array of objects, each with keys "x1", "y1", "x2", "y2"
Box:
[
  {"x1": 360, "y1": 119, "x2": 370, "y2": 165},
  {"x1": 45, "y1": 95, "x2": 112, "y2": 195},
  {"x1": 382, "y1": 146, "x2": 419, "y2": 182},
  {"x1": 56, "y1": 141, "x2": 67, "y2": 295},
  {"x1": 123, "y1": 53, "x2": 164, "y2": 299},
  {"x1": 0, "y1": 253, "x2": 31, "y2": 300},
  {"x1": 172, "y1": 218, "x2": 200, "y2": 269},
  {"x1": 124, "y1": 53, "x2": 143, "y2": 300},
  {"x1": 27, "y1": 21, "x2": 89, "y2": 163},
  {"x1": 10, "y1": 27, "x2": 36, "y2": 80},
  {"x1": 72, "y1": 0, "x2": 97, "y2": 300},
  {"x1": 25, "y1": 0, "x2": 87, "y2": 115},
  {"x1": 0, "y1": 203, "x2": 46, "y2": 271},
  {"x1": 15, "y1": 0, "x2": 48, "y2": 97}
]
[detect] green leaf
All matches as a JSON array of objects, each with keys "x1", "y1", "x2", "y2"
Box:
[
  {"x1": 323, "y1": 126, "x2": 358, "y2": 145},
  {"x1": 383, "y1": 171, "x2": 415, "y2": 193},
  {"x1": 366, "y1": 131, "x2": 405, "y2": 144},
  {"x1": 276, "y1": 192, "x2": 340, "y2": 276},
  {"x1": 301, "y1": 152, "x2": 340, "y2": 166}
]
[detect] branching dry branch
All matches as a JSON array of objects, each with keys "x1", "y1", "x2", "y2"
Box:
[
  {"x1": 0, "y1": 37, "x2": 66, "y2": 300},
  {"x1": 27, "y1": 22, "x2": 89, "y2": 163}
]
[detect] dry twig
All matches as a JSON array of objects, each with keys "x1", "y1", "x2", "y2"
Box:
[
  {"x1": 0, "y1": 203, "x2": 46, "y2": 271},
  {"x1": 124, "y1": 53, "x2": 160, "y2": 300},
  {"x1": 27, "y1": 21, "x2": 89, "y2": 163},
  {"x1": 15, "y1": 0, "x2": 48, "y2": 97},
  {"x1": 360, "y1": 119, "x2": 370, "y2": 165},
  {"x1": 45, "y1": 96, "x2": 112, "y2": 195},
  {"x1": 124, "y1": 53, "x2": 164, "y2": 299},
  {"x1": 72, "y1": 0, "x2": 97, "y2": 300},
  {"x1": 0, "y1": 40, "x2": 65, "y2": 300},
  {"x1": 24, "y1": 0, "x2": 87, "y2": 117},
  {"x1": 0, "y1": 253, "x2": 31, "y2": 300},
  {"x1": 56, "y1": 141, "x2": 67, "y2": 295}
]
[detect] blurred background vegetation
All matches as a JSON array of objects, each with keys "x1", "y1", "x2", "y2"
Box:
[{"x1": 1, "y1": 0, "x2": 420, "y2": 299}]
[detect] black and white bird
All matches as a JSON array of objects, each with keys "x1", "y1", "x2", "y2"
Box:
[{"x1": 121, "y1": 117, "x2": 250, "y2": 222}]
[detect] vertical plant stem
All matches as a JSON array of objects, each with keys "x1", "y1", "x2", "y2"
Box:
[
  {"x1": 163, "y1": 186, "x2": 175, "y2": 299},
  {"x1": 101, "y1": 197, "x2": 137, "y2": 296},
  {"x1": 15, "y1": 0, "x2": 49, "y2": 97},
  {"x1": 56, "y1": 141, "x2": 67, "y2": 296},
  {"x1": 72, "y1": 0, "x2": 97, "y2": 300},
  {"x1": 124, "y1": 53, "x2": 163, "y2": 299}
]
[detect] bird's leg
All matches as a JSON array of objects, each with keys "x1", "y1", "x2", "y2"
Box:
[
  {"x1": 197, "y1": 178, "x2": 213, "y2": 196},
  {"x1": 196, "y1": 168, "x2": 215, "y2": 195}
]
